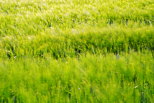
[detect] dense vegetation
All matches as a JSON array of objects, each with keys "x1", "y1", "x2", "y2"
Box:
[
  {"x1": 0, "y1": 52, "x2": 154, "y2": 103},
  {"x1": 0, "y1": 0, "x2": 154, "y2": 103}
]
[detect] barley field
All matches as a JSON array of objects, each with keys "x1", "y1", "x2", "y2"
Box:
[{"x1": 0, "y1": 0, "x2": 154, "y2": 103}]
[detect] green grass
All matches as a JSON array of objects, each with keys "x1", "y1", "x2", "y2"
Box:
[
  {"x1": 0, "y1": 0, "x2": 153, "y2": 36},
  {"x1": 0, "y1": 0, "x2": 154, "y2": 103},
  {"x1": 0, "y1": 52, "x2": 154, "y2": 103},
  {"x1": 0, "y1": 27, "x2": 153, "y2": 59}
]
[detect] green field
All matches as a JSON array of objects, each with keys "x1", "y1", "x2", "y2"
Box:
[{"x1": 0, "y1": 0, "x2": 154, "y2": 103}]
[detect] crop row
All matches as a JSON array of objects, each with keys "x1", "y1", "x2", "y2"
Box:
[
  {"x1": 0, "y1": 52, "x2": 153, "y2": 103},
  {"x1": 0, "y1": 27, "x2": 153, "y2": 58},
  {"x1": 0, "y1": 0, "x2": 153, "y2": 36}
]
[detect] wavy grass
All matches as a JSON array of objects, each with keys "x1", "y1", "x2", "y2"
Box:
[
  {"x1": 0, "y1": 0, "x2": 153, "y2": 36},
  {"x1": 0, "y1": 52, "x2": 154, "y2": 103},
  {"x1": 0, "y1": 26, "x2": 153, "y2": 58},
  {"x1": 0, "y1": 0, "x2": 154, "y2": 103}
]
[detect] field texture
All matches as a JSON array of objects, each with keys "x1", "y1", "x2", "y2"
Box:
[{"x1": 0, "y1": 0, "x2": 154, "y2": 103}]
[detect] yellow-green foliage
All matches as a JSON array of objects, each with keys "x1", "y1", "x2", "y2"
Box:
[
  {"x1": 0, "y1": 27, "x2": 154, "y2": 58},
  {"x1": 0, "y1": 52, "x2": 154, "y2": 103},
  {"x1": 0, "y1": 0, "x2": 153, "y2": 36},
  {"x1": 0, "y1": 0, "x2": 154, "y2": 103}
]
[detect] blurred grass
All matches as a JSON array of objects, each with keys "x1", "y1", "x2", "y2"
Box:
[
  {"x1": 0, "y1": 52, "x2": 154, "y2": 103},
  {"x1": 0, "y1": 0, "x2": 153, "y2": 36},
  {"x1": 0, "y1": 0, "x2": 154, "y2": 103},
  {"x1": 0, "y1": 26, "x2": 153, "y2": 58},
  {"x1": 0, "y1": 0, "x2": 153, "y2": 59}
]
